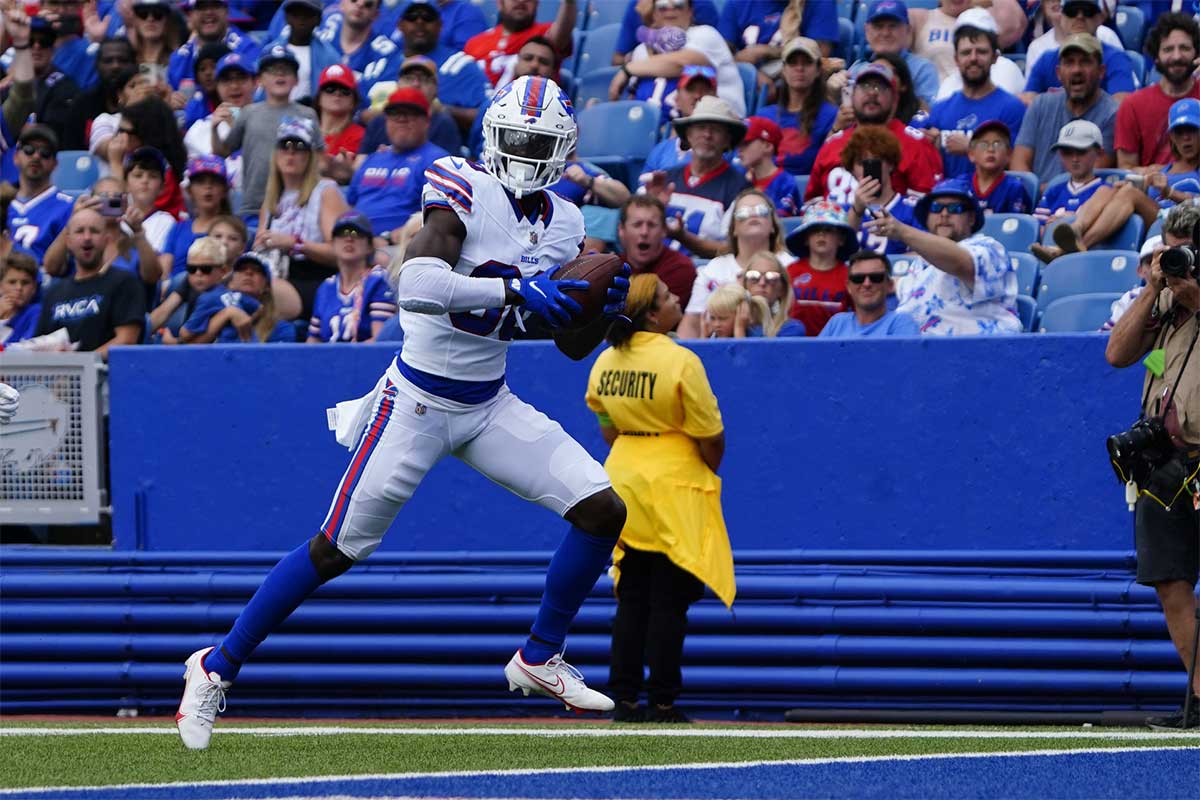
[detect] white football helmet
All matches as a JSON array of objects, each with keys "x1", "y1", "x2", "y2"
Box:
[{"x1": 481, "y1": 75, "x2": 576, "y2": 198}]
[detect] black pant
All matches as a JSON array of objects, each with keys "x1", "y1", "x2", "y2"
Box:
[{"x1": 608, "y1": 546, "x2": 705, "y2": 707}]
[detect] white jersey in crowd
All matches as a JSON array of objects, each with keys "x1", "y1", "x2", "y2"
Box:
[
  {"x1": 403, "y1": 156, "x2": 586, "y2": 382},
  {"x1": 630, "y1": 24, "x2": 746, "y2": 116}
]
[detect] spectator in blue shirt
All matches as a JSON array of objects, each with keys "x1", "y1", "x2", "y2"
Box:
[
  {"x1": 0, "y1": 253, "x2": 41, "y2": 345},
  {"x1": 857, "y1": 0, "x2": 939, "y2": 107},
  {"x1": 842, "y1": 125, "x2": 921, "y2": 256},
  {"x1": 966, "y1": 120, "x2": 1032, "y2": 215},
  {"x1": 7, "y1": 124, "x2": 74, "y2": 263},
  {"x1": 307, "y1": 211, "x2": 397, "y2": 343},
  {"x1": 718, "y1": 0, "x2": 838, "y2": 74},
  {"x1": 178, "y1": 237, "x2": 264, "y2": 343},
  {"x1": 317, "y1": 0, "x2": 401, "y2": 97},
  {"x1": 1029, "y1": 119, "x2": 1109, "y2": 262},
  {"x1": 757, "y1": 36, "x2": 835, "y2": 176},
  {"x1": 1022, "y1": 0, "x2": 1136, "y2": 102},
  {"x1": 348, "y1": 86, "x2": 448, "y2": 246},
  {"x1": 819, "y1": 250, "x2": 919, "y2": 337},
  {"x1": 168, "y1": 0, "x2": 260, "y2": 91},
  {"x1": 915, "y1": 13, "x2": 1026, "y2": 179},
  {"x1": 222, "y1": 252, "x2": 299, "y2": 343},
  {"x1": 360, "y1": 55, "x2": 463, "y2": 157}
]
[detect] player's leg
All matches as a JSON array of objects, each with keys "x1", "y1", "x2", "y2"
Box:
[
  {"x1": 177, "y1": 382, "x2": 449, "y2": 749},
  {"x1": 609, "y1": 547, "x2": 655, "y2": 722},
  {"x1": 455, "y1": 390, "x2": 623, "y2": 712}
]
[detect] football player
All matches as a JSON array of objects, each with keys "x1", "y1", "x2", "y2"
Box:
[{"x1": 177, "y1": 75, "x2": 631, "y2": 750}]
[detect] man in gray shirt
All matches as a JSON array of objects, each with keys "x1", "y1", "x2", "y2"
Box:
[
  {"x1": 211, "y1": 45, "x2": 318, "y2": 226},
  {"x1": 1011, "y1": 33, "x2": 1117, "y2": 187}
]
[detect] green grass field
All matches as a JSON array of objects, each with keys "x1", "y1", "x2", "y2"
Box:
[{"x1": 2, "y1": 720, "x2": 1198, "y2": 791}]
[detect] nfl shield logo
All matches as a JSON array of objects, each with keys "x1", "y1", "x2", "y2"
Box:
[{"x1": 529, "y1": 231, "x2": 539, "y2": 245}]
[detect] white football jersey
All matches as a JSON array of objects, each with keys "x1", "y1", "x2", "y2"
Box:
[{"x1": 401, "y1": 157, "x2": 586, "y2": 382}]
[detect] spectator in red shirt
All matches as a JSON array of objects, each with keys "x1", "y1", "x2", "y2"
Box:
[
  {"x1": 1115, "y1": 13, "x2": 1200, "y2": 171},
  {"x1": 316, "y1": 65, "x2": 364, "y2": 184},
  {"x1": 617, "y1": 195, "x2": 697, "y2": 317},
  {"x1": 463, "y1": 0, "x2": 576, "y2": 86},
  {"x1": 784, "y1": 199, "x2": 857, "y2": 335},
  {"x1": 805, "y1": 61, "x2": 943, "y2": 206}
]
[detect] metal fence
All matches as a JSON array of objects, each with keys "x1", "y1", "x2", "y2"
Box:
[{"x1": 0, "y1": 352, "x2": 106, "y2": 524}]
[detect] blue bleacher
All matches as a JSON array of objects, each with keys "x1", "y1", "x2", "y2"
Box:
[
  {"x1": 1015, "y1": 294, "x2": 1038, "y2": 332},
  {"x1": 836, "y1": 17, "x2": 856, "y2": 63},
  {"x1": 1038, "y1": 292, "x2": 1123, "y2": 333},
  {"x1": 1146, "y1": 217, "x2": 1164, "y2": 243},
  {"x1": 1114, "y1": 5, "x2": 1146, "y2": 51},
  {"x1": 576, "y1": 100, "x2": 661, "y2": 188},
  {"x1": 737, "y1": 62, "x2": 758, "y2": 115},
  {"x1": 1126, "y1": 50, "x2": 1146, "y2": 87},
  {"x1": 52, "y1": 151, "x2": 100, "y2": 197},
  {"x1": 1007, "y1": 171, "x2": 1040, "y2": 207},
  {"x1": 983, "y1": 213, "x2": 1039, "y2": 255},
  {"x1": 1042, "y1": 213, "x2": 1145, "y2": 253},
  {"x1": 1036, "y1": 250, "x2": 1141, "y2": 310},
  {"x1": 1011, "y1": 252, "x2": 1041, "y2": 298},
  {"x1": 575, "y1": 22, "x2": 620, "y2": 75},
  {"x1": 574, "y1": 66, "x2": 619, "y2": 108},
  {"x1": 583, "y1": 0, "x2": 628, "y2": 29}
]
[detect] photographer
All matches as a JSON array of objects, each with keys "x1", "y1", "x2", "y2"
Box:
[{"x1": 1105, "y1": 203, "x2": 1200, "y2": 730}]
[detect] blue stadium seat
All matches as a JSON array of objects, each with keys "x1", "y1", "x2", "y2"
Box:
[
  {"x1": 782, "y1": 216, "x2": 804, "y2": 239},
  {"x1": 1015, "y1": 294, "x2": 1038, "y2": 332},
  {"x1": 1114, "y1": 5, "x2": 1145, "y2": 50},
  {"x1": 1007, "y1": 171, "x2": 1040, "y2": 208},
  {"x1": 836, "y1": 17, "x2": 856, "y2": 62},
  {"x1": 1036, "y1": 250, "x2": 1141, "y2": 309},
  {"x1": 983, "y1": 213, "x2": 1039, "y2": 255},
  {"x1": 576, "y1": 22, "x2": 620, "y2": 75},
  {"x1": 1011, "y1": 252, "x2": 1040, "y2": 298},
  {"x1": 1042, "y1": 213, "x2": 1144, "y2": 252},
  {"x1": 576, "y1": 100, "x2": 661, "y2": 187},
  {"x1": 1126, "y1": 50, "x2": 1146, "y2": 87},
  {"x1": 837, "y1": 0, "x2": 855, "y2": 18},
  {"x1": 1039, "y1": 292, "x2": 1123, "y2": 332},
  {"x1": 583, "y1": 0, "x2": 629, "y2": 29},
  {"x1": 52, "y1": 151, "x2": 100, "y2": 195},
  {"x1": 794, "y1": 175, "x2": 809, "y2": 200},
  {"x1": 469, "y1": 0, "x2": 498, "y2": 26},
  {"x1": 1146, "y1": 217, "x2": 1163, "y2": 243},
  {"x1": 574, "y1": 66, "x2": 619, "y2": 108},
  {"x1": 737, "y1": 62, "x2": 759, "y2": 114}
]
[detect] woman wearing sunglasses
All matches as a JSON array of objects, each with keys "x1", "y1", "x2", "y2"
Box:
[
  {"x1": 819, "y1": 251, "x2": 919, "y2": 337},
  {"x1": 865, "y1": 177, "x2": 1020, "y2": 335},
  {"x1": 678, "y1": 188, "x2": 793, "y2": 338},
  {"x1": 315, "y1": 66, "x2": 365, "y2": 182},
  {"x1": 255, "y1": 118, "x2": 349, "y2": 319},
  {"x1": 128, "y1": 0, "x2": 182, "y2": 74},
  {"x1": 306, "y1": 212, "x2": 395, "y2": 344},
  {"x1": 585, "y1": 273, "x2": 734, "y2": 724},
  {"x1": 740, "y1": 252, "x2": 805, "y2": 337}
]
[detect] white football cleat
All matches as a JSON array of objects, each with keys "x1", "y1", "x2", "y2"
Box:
[
  {"x1": 505, "y1": 649, "x2": 615, "y2": 713},
  {"x1": 175, "y1": 647, "x2": 231, "y2": 750}
]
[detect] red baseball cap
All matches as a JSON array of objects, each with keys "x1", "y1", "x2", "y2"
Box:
[
  {"x1": 319, "y1": 64, "x2": 358, "y2": 94},
  {"x1": 385, "y1": 86, "x2": 431, "y2": 116},
  {"x1": 743, "y1": 116, "x2": 782, "y2": 149}
]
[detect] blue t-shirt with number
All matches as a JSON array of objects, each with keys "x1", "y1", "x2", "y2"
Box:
[
  {"x1": 7, "y1": 188, "x2": 74, "y2": 262},
  {"x1": 308, "y1": 269, "x2": 397, "y2": 342},
  {"x1": 975, "y1": 173, "x2": 1032, "y2": 215}
]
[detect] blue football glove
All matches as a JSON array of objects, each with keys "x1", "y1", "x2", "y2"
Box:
[
  {"x1": 603, "y1": 262, "x2": 633, "y2": 323},
  {"x1": 510, "y1": 265, "x2": 588, "y2": 328}
]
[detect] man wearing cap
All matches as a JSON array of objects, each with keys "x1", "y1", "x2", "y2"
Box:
[
  {"x1": 738, "y1": 117, "x2": 800, "y2": 217},
  {"x1": 62, "y1": 37, "x2": 137, "y2": 150},
  {"x1": 916, "y1": 10, "x2": 1026, "y2": 179},
  {"x1": 366, "y1": 0, "x2": 489, "y2": 131},
  {"x1": 1023, "y1": 0, "x2": 1135, "y2": 102},
  {"x1": 717, "y1": 0, "x2": 838, "y2": 72},
  {"x1": 805, "y1": 61, "x2": 943, "y2": 205},
  {"x1": 1025, "y1": 0, "x2": 1124, "y2": 77},
  {"x1": 1101, "y1": 235, "x2": 1165, "y2": 332},
  {"x1": 908, "y1": 0, "x2": 1027, "y2": 84},
  {"x1": 855, "y1": 0, "x2": 938, "y2": 106},
  {"x1": 930, "y1": 8, "x2": 1026, "y2": 101},
  {"x1": 1012, "y1": 33, "x2": 1117, "y2": 185},
  {"x1": 168, "y1": 0, "x2": 260, "y2": 91},
  {"x1": 212, "y1": 46, "x2": 317, "y2": 225},
  {"x1": 8, "y1": 125, "x2": 73, "y2": 262},
  {"x1": 643, "y1": 95, "x2": 748, "y2": 258},
  {"x1": 360, "y1": 54, "x2": 464, "y2": 157},
  {"x1": 643, "y1": 64, "x2": 718, "y2": 173},
  {"x1": 183, "y1": 51, "x2": 252, "y2": 184},
  {"x1": 1116, "y1": 13, "x2": 1200, "y2": 172},
  {"x1": 347, "y1": 86, "x2": 448, "y2": 246},
  {"x1": 465, "y1": 0, "x2": 576, "y2": 87},
  {"x1": 263, "y1": 0, "x2": 341, "y2": 102},
  {"x1": 22, "y1": 16, "x2": 79, "y2": 149},
  {"x1": 866, "y1": 177, "x2": 1019, "y2": 335}
]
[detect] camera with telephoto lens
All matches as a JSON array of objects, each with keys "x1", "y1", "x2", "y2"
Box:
[
  {"x1": 1107, "y1": 416, "x2": 1175, "y2": 485},
  {"x1": 1160, "y1": 215, "x2": 1200, "y2": 280}
]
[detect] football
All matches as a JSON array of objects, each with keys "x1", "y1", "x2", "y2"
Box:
[{"x1": 556, "y1": 253, "x2": 626, "y2": 328}]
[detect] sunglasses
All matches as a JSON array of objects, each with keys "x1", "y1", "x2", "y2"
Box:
[
  {"x1": 349, "y1": 0, "x2": 377, "y2": 6},
  {"x1": 30, "y1": 35, "x2": 56, "y2": 49},
  {"x1": 854, "y1": 81, "x2": 892, "y2": 96},
  {"x1": 20, "y1": 144, "x2": 54, "y2": 159},
  {"x1": 334, "y1": 227, "x2": 367, "y2": 239},
  {"x1": 403, "y1": 9, "x2": 438, "y2": 21},
  {"x1": 321, "y1": 84, "x2": 355, "y2": 97},
  {"x1": 186, "y1": 263, "x2": 221, "y2": 274},
  {"x1": 742, "y1": 270, "x2": 782, "y2": 284},
  {"x1": 655, "y1": 0, "x2": 688, "y2": 8},
  {"x1": 848, "y1": 271, "x2": 889, "y2": 284},
  {"x1": 928, "y1": 200, "x2": 967, "y2": 214},
  {"x1": 733, "y1": 203, "x2": 772, "y2": 221},
  {"x1": 1062, "y1": 5, "x2": 1100, "y2": 17},
  {"x1": 277, "y1": 139, "x2": 311, "y2": 152},
  {"x1": 117, "y1": 126, "x2": 137, "y2": 136},
  {"x1": 134, "y1": 6, "x2": 169, "y2": 19},
  {"x1": 192, "y1": 0, "x2": 225, "y2": 10}
]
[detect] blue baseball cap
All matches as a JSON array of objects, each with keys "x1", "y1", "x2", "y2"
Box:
[
  {"x1": 233, "y1": 252, "x2": 272, "y2": 283},
  {"x1": 257, "y1": 45, "x2": 300, "y2": 74},
  {"x1": 1168, "y1": 98, "x2": 1200, "y2": 131},
  {"x1": 187, "y1": 154, "x2": 228, "y2": 181},
  {"x1": 215, "y1": 53, "x2": 251, "y2": 79},
  {"x1": 914, "y1": 178, "x2": 984, "y2": 233},
  {"x1": 866, "y1": 0, "x2": 910, "y2": 24},
  {"x1": 332, "y1": 211, "x2": 373, "y2": 238}
]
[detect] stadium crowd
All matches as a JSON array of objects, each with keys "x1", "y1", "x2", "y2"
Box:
[{"x1": 1, "y1": 0, "x2": 1198, "y2": 351}]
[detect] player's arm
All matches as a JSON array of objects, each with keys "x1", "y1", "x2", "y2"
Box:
[{"x1": 393, "y1": 207, "x2": 516, "y2": 312}]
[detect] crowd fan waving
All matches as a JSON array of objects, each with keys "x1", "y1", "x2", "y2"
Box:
[{"x1": 0, "y1": 0, "x2": 1197, "y2": 731}]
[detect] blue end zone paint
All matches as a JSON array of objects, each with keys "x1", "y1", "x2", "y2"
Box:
[{"x1": 5, "y1": 748, "x2": 1197, "y2": 800}]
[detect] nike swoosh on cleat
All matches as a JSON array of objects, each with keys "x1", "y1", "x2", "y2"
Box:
[{"x1": 517, "y1": 664, "x2": 565, "y2": 695}]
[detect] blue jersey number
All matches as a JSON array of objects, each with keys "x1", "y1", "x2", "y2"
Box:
[{"x1": 449, "y1": 261, "x2": 522, "y2": 339}]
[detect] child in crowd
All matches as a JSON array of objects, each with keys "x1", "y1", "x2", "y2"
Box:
[
  {"x1": 968, "y1": 120, "x2": 1031, "y2": 215},
  {"x1": 1030, "y1": 120, "x2": 1106, "y2": 262},
  {"x1": 783, "y1": 200, "x2": 856, "y2": 336},
  {"x1": 701, "y1": 283, "x2": 773, "y2": 338},
  {"x1": 221, "y1": 253, "x2": 298, "y2": 343},
  {"x1": 737, "y1": 117, "x2": 800, "y2": 217},
  {"x1": 179, "y1": 238, "x2": 264, "y2": 344},
  {"x1": 0, "y1": 253, "x2": 40, "y2": 345},
  {"x1": 150, "y1": 237, "x2": 231, "y2": 342},
  {"x1": 740, "y1": 251, "x2": 806, "y2": 337},
  {"x1": 124, "y1": 146, "x2": 177, "y2": 253}
]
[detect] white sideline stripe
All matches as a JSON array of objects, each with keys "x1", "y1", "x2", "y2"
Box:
[
  {"x1": 2, "y1": 726, "x2": 1200, "y2": 739},
  {"x1": 2, "y1": 745, "x2": 1196, "y2": 796}
]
